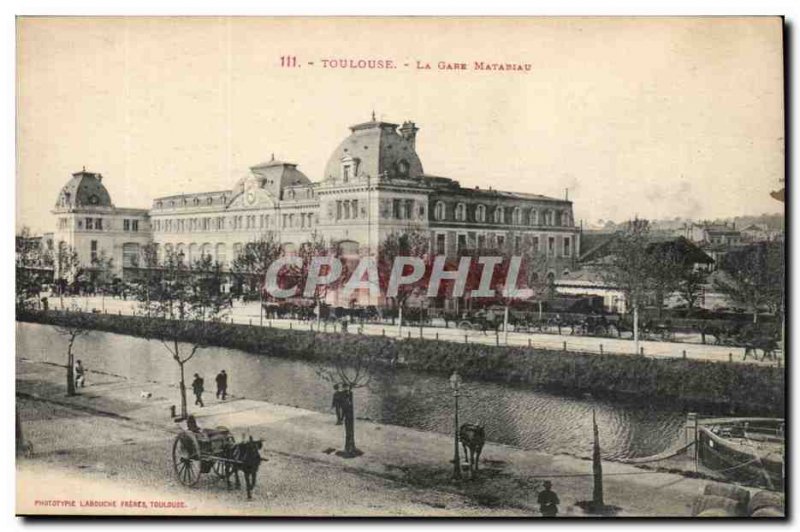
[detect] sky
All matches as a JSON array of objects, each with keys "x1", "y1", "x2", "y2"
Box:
[{"x1": 16, "y1": 17, "x2": 785, "y2": 234}]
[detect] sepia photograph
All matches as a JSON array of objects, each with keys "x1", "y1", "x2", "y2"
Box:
[{"x1": 14, "y1": 15, "x2": 786, "y2": 518}]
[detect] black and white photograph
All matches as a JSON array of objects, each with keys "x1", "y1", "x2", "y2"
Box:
[{"x1": 13, "y1": 15, "x2": 787, "y2": 518}]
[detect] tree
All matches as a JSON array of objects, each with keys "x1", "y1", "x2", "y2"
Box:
[
  {"x1": 714, "y1": 241, "x2": 784, "y2": 324},
  {"x1": 54, "y1": 243, "x2": 80, "y2": 300},
  {"x1": 295, "y1": 231, "x2": 345, "y2": 308},
  {"x1": 519, "y1": 237, "x2": 554, "y2": 320},
  {"x1": 315, "y1": 335, "x2": 391, "y2": 457},
  {"x1": 230, "y1": 232, "x2": 283, "y2": 298},
  {"x1": 135, "y1": 249, "x2": 231, "y2": 419},
  {"x1": 190, "y1": 254, "x2": 233, "y2": 322},
  {"x1": 54, "y1": 305, "x2": 93, "y2": 396},
  {"x1": 678, "y1": 268, "x2": 708, "y2": 315},
  {"x1": 16, "y1": 228, "x2": 51, "y2": 310},
  {"x1": 377, "y1": 229, "x2": 431, "y2": 333},
  {"x1": 647, "y1": 246, "x2": 684, "y2": 319},
  {"x1": 599, "y1": 219, "x2": 655, "y2": 354},
  {"x1": 90, "y1": 251, "x2": 115, "y2": 309}
]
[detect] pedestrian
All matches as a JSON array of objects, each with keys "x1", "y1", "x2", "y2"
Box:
[
  {"x1": 41, "y1": 296, "x2": 49, "y2": 311},
  {"x1": 74, "y1": 359, "x2": 86, "y2": 388},
  {"x1": 215, "y1": 370, "x2": 228, "y2": 400},
  {"x1": 192, "y1": 373, "x2": 204, "y2": 407},
  {"x1": 538, "y1": 480, "x2": 560, "y2": 517},
  {"x1": 331, "y1": 384, "x2": 344, "y2": 424}
]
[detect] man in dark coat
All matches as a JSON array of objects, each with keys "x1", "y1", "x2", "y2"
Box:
[
  {"x1": 215, "y1": 370, "x2": 228, "y2": 400},
  {"x1": 537, "y1": 480, "x2": 560, "y2": 517},
  {"x1": 192, "y1": 373, "x2": 204, "y2": 407},
  {"x1": 331, "y1": 384, "x2": 344, "y2": 424}
]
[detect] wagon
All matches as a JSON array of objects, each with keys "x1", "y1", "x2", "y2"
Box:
[{"x1": 172, "y1": 426, "x2": 237, "y2": 486}]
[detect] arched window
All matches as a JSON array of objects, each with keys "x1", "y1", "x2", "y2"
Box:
[
  {"x1": 529, "y1": 209, "x2": 539, "y2": 225},
  {"x1": 201, "y1": 243, "x2": 212, "y2": 261},
  {"x1": 493, "y1": 207, "x2": 505, "y2": 224},
  {"x1": 233, "y1": 243, "x2": 243, "y2": 260},
  {"x1": 455, "y1": 203, "x2": 466, "y2": 221},
  {"x1": 512, "y1": 206, "x2": 522, "y2": 225},
  {"x1": 188, "y1": 243, "x2": 198, "y2": 264},
  {"x1": 176, "y1": 244, "x2": 186, "y2": 263},
  {"x1": 434, "y1": 201, "x2": 446, "y2": 221},
  {"x1": 216, "y1": 243, "x2": 226, "y2": 266},
  {"x1": 475, "y1": 204, "x2": 486, "y2": 223}
]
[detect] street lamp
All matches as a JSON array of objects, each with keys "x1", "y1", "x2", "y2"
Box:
[{"x1": 450, "y1": 370, "x2": 462, "y2": 480}]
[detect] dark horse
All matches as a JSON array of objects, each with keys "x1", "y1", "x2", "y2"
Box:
[
  {"x1": 459, "y1": 423, "x2": 485, "y2": 478},
  {"x1": 223, "y1": 437, "x2": 264, "y2": 500}
]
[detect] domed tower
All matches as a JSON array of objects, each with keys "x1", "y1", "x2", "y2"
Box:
[
  {"x1": 54, "y1": 169, "x2": 114, "y2": 211},
  {"x1": 52, "y1": 169, "x2": 151, "y2": 281},
  {"x1": 323, "y1": 116, "x2": 424, "y2": 181}
]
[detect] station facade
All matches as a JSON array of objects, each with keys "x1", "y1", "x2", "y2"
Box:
[{"x1": 52, "y1": 116, "x2": 581, "y2": 302}]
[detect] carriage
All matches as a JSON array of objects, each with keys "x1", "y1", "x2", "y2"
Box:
[{"x1": 172, "y1": 425, "x2": 238, "y2": 487}]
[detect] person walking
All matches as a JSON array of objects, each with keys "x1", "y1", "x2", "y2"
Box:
[
  {"x1": 215, "y1": 370, "x2": 228, "y2": 400},
  {"x1": 192, "y1": 373, "x2": 205, "y2": 407},
  {"x1": 331, "y1": 384, "x2": 344, "y2": 424},
  {"x1": 74, "y1": 359, "x2": 86, "y2": 388},
  {"x1": 537, "y1": 480, "x2": 560, "y2": 517}
]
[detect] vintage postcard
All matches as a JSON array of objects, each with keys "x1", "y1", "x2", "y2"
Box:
[{"x1": 15, "y1": 16, "x2": 785, "y2": 517}]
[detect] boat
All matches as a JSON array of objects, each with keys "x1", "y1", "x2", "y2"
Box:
[{"x1": 696, "y1": 417, "x2": 784, "y2": 490}]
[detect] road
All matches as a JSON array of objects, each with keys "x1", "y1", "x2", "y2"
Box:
[
  {"x1": 17, "y1": 358, "x2": 717, "y2": 516},
  {"x1": 48, "y1": 295, "x2": 780, "y2": 366}
]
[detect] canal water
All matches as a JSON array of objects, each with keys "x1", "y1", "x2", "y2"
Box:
[{"x1": 16, "y1": 322, "x2": 687, "y2": 460}]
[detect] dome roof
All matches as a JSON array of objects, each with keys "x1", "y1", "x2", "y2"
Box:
[
  {"x1": 246, "y1": 157, "x2": 312, "y2": 200},
  {"x1": 54, "y1": 170, "x2": 113, "y2": 209},
  {"x1": 323, "y1": 118, "x2": 423, "y2": 180}
]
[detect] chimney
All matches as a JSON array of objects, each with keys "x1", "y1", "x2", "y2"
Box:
[{"x1": 399, "y1": 121, "x2": 419, "y2": 150}]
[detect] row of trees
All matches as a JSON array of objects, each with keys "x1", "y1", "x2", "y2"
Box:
[{"x1": 600, "y1": 219, "x2": 785, "y2": 353}]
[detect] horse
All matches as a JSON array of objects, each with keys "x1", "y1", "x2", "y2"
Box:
[
  {"x1": 459, "y1": 423, "x2": 485, "y2": 479},
  {"x1": 224, "y1": 437, "x2": 264, "y2": 500}
]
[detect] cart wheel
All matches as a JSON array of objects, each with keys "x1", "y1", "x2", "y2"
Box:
[
  {"x1": 173, "y1": 434, "x2": 201, "y2": 487},
  {"x1": 212, "y1": 459, "x2": 229, "y2": 479}
]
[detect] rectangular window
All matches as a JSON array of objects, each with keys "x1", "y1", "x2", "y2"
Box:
[
  {"x1": 533, "y1": 236, "x2": 540, "y2": 254},
  {"x1": 436, "y1": 234, "x2": 446, "y2": 255},
  {"x1": 85, "y1": 218, "x2": 93, "y2": 230},
  {"x1": 393, "y1": 199, "x2": 402, "y2": 219},
  {"x1": 497, "y1": 235, "x2": 506, "y2": 249},
  {"x1": 123, "y1": 219, "x2": 130, "y2": 231},
  {"x1": 515, "y1": 235, "x2": 522, "y2": 254},
  {"x1": 548, "y1": 236, "x2": 555, "y2": 256},
  {"x1": 352, "y1": 200, "x2": 359, "y2": 219},
  {"x1": 457, "y1": 234, "x2": 467, "y2": 254},
  {"x1": 477, "y1": 234, "x2": 485, "y2": 249},
  {"x1": 95, "y1": 218, "x2": 103, "y2": 230},
  {"x1": 90, "y1": 240, "x2": 98, "y2": 262},
  {"x1": 336, "y1": 201, "x2": 342, "y2": 220},
  {"x1": 564, "y1": 237, "x2": 571, "y2": 257},
  {"x1": 404, "y1": 200, "x2": 413, "y2": 219}
]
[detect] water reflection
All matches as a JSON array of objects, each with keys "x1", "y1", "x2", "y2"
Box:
[{"x1": 17, "y1": 322, "x2": 685, "y2": 459}]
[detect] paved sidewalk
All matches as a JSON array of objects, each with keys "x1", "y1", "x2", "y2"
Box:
[
  {"x1": 52, "y1": 295, "x2": 781, "y2": 366},
  {"x1": 17, "y1": 357, "x2": 717, "y2": 516}
]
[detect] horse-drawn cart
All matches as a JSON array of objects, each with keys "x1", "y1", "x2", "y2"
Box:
[{"x1": 172, "y1": 426, "x2": 236, "y2": 487}]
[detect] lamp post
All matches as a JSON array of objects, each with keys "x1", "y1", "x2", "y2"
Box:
[{"x1": 450, "y1": 371, "x2": 462, "y2": 480}]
